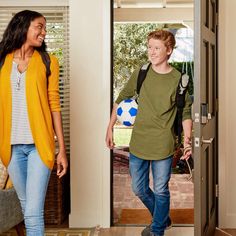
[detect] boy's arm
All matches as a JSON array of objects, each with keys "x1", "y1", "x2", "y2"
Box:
[
  {"x1": 105, "y1": 68, "x2": 139, "y2": 149},
  {"x1": 115, "y1": 68, "x2": 139, "y2": 104},
  {"x1": 182, "y1": 91, "x2": 193, "y2": 160},
  {"x1": 106, "y1": 103, "x2": 118, "y2": 149},
  {"x1": 182, "y1": 119, "x2": 192, "y2": 160}
]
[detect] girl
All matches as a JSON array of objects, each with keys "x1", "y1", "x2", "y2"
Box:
[{"x1": 0, "y1": 10, "x2": 68, "y2": 235}]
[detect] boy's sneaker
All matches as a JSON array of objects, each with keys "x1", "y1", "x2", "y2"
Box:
[
  {"x1": 150, "y1": 233, "x2": 164, "y2": 236},
  {"x1": 166, "y1": 217, "x2": 172, "y2": 230},
  {"x1": 141, "y1": 225, "x2": 151, "y2": 236},
  {"x1": 141, "y1": 218, "x2": 172, "y2": 236}
]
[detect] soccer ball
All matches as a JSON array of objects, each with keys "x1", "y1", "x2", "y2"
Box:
[{"x1": 116, "y1": 99, "x2": 138, "y2": 126}]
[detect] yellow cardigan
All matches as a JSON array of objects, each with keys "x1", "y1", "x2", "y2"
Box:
[{"x1": 0, "y1": 50, "x2": 61, "y2": 169}]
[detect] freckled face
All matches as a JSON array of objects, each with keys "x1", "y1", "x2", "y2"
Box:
[
  {"x1": 147, "y1": 38, "x2": 172, "y2": 66},
  {"x1": 26, "y1": 16, "x2": 46, "y2": 47}
]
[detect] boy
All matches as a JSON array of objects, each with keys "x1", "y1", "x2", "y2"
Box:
[{"x1": 106, "y1": 29, "x2": 192, "y2": 236}]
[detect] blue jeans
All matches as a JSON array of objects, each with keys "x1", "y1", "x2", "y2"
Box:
[
  {"x1": 8, "y1": 144, "x2": 51, "y2": 236},
  {"x1": 129, "y1": 153, "x2": 172, "y2": 236}
]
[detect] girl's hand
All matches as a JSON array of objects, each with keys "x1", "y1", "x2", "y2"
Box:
[{"x1": 56, "y1": 150, "x2": 68, "y2": 178}]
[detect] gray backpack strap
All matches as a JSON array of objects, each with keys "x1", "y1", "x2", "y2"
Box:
[{"x1": 175, "y1": 73, "x2": 190, "y2": 144}]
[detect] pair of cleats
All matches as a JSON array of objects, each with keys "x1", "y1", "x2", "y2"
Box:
[{"x1": 141, "y1": 218, "x2": 172, "y2": 236}]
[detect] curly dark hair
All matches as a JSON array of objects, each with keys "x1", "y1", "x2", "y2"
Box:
[{"x1": 0, "y1": 10, "x2": 47, "y2": 67}]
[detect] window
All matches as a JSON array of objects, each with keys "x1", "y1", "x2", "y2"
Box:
[{"x1": 0, "y1": 6, "x2": 70, "y2": 157}]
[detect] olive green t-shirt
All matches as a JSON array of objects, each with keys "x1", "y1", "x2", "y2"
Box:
[{"x1": 115, "y1": 66, "x2": 192, "y2": 161}]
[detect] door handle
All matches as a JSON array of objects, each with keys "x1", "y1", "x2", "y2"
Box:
[{"x1": 201, "y1": 137, "x2": 214, "y2": 144}]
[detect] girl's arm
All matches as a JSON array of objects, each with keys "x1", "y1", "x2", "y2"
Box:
[{"x1": 51, "y1": 111, "x2": 68, "y2": 178}]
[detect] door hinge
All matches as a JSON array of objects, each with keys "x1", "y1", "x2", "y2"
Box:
[{"x1": 216, "y1": 184, "x2": 219, "y2": 198}]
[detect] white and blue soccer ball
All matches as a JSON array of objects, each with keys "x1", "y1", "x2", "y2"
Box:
[{"x1": 116, "y1": 99, "x2": 138, "y2": 126}]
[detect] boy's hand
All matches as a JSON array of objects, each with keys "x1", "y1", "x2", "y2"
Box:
[
  {"x1": 106, "y1": 128, "x2": 115, "y2": 149},
  {"x1": 181, "y1": 137, "x2": 192, "y2": 160}
]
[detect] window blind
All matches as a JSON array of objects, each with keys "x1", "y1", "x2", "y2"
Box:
[{"x1": 0, "y1": 6, "x2": 70, "y2": 157}]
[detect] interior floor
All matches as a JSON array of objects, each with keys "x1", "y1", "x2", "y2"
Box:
[{"x1": 97, "y1": 227, "x2": 235, "y2": 236}]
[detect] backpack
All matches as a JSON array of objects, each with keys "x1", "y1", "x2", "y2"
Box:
[
  {"x1": 0, "y1": 51, "x2": 51, "y2": 85},
  {"x1": 136, "y1": 63, "x2": 190, "y2": 145}
]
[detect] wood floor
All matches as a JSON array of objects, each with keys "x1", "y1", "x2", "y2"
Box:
[
  {"x1": 97, "y1": 226, "x2": 194, "y2": 236},
  {"x1": 4, "y1": 227, "x2": 235, "y2": 236},
  {"x1": 96, "y1": 227, "x2": 236, "y2": 236}
]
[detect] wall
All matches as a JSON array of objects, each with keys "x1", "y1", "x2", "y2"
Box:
[
  {"x1": 69, "y1": 0, "x2": 111, "y2": 228},
  {"x1": 219, "y1": 0, "x2": 236, "y2": 228}
]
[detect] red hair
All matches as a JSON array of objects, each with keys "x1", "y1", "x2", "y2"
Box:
[{"x1": 147, "y1": 29, "x2": 176, "y2": 51}]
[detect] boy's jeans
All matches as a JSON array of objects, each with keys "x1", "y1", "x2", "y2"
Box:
[
  {"x1": 8, "y1": 144, "x2": 51, "y2": 236},
  {"x1": 129, "y1": 153, "x2": 172, "y2": 236}
]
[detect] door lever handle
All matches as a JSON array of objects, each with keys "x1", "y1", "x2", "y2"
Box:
[{"x1": 201, "y1": 137, "x2": 214, "y2": 144}]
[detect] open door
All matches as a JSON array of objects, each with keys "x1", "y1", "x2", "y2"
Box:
[{"x1": 194, "y1": 0, "x2": 218, "y2": 235}]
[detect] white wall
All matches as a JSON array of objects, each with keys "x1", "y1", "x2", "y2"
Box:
[
  {"x1": 219, "y1": 0, "x2": 236, "y2": 228},
  {"x1": 69, "y1": 0, "x2": 111, "y2": 228}
]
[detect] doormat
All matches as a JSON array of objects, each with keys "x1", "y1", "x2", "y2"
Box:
[
  {"x1": 0, "y1": 228, "x2": 93, "y2": 236},
  {"x1": 214, "y1": 228, "x2": 233, "y2": 236},
  {"x1": 118, "y1": 208, "x2": 194, "y2": 225}
]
